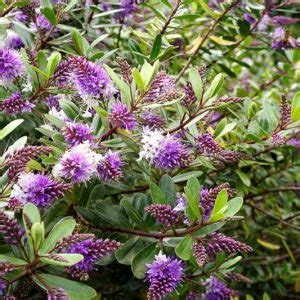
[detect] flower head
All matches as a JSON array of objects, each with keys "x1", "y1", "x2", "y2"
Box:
[
  {"x1": 0, "y1": 92, "x2": 34, "y2": 114},
  {"x1": 146, "y1": 252, "x2": 184, "y2": 299},
  {"x1": 244, "y1": 13, "x2": 256, "y2": 24},
  {"x1": 0, "y1": 49, "x2": 25, "y2": 81},
  {"x1": 145, "y1": 204, "x2": 179, "y2": 226},
  {"x1": 3, "y1": 30, "x2": 24, "y2": 50},
  {"x1": 63, "y1": 122, "x2": 95, "y2": 147},
  {"x1": 140, "y1": 111, "x2": 165, "y2": 129},
  {"x1": 71, "y1": 57, "x2": 116, "y2": 99},
  {"x1": 10, "y1": 173, "x2": 69, "y2": 208},
  {"x1": 45, "y1": 95, "x2": 60, "y2": 110},
  {"x1": 0, "y1": 211, "x2": 24, "y2": 245},
  {"x1": 63, "y1": 238, "x2": 121, "y2": 280},
  {"x1": 48, "y1": 288, "x2": 68, "y2": 300},
  {"x1": 97, "y1": 151, "x2": 123, "y2": 181},
  {"x1": 33, "y1": 15, "x2": 57, "y2": 36},
  {"x1": 271, "y1": 27, "x2": 299, "y2": 50},
  {"x1": 53, "y1": 142, "x2": 101, "y2": 183},
  {"x1": 108, "y1": 102, "x2": 137, "y2": 131},
  {"x1": 204, "y1": 276, "x2": 238, "y2": 300}
]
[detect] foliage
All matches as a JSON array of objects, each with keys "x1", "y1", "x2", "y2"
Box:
[{"x1": 0, "y1": 0, "x2": 299, "y2": 299}]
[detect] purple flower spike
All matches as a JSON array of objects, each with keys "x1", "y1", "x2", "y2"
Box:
[
  {"x1": 0, "y1": 279, "x2": 6, "y2": 296},
  {"x1": 0, "y1": 49, "x2": 25, "y2": 81},
  {"x1": 146, "y1": 252, "x2": 184, "y2": 299},
  {"x1": 63, "y1": 238, "x2": 121, "y2": 280},
  {"x1": 204, "y1": 276, "x2": 238, "y2": 300},
  {"x1": 271, "y1": 27, "x2": 299, "y2": 50},
  {"x1": 109, "y1": 102, "x2": 137, "y2": 131},
  {"x1": 140, "y1": 111, "x2": 165, "y2": 129},
  {"x1": 48, "y1": 288, "x2": 68, "y2": 300},
  {"x1": 244, "y1": 13, "x2": 256, "y2": 24},
  {"x1": 0, "y1": 211, "x2": 24, "y2": 245},
  {"x1": 271, "y1": 16, "x2": 299, "y2": 26},
  {"x1": 145, "y1": 204, "x2": 179, "y2": 226},
  {"x1": 0, "y1": 92, "x2": 34, "y2": 114},
  {"x1": 33, "y1": 15, "x2": 57, "y2": 36},
  {"x1": 71, "y1": 57, "x2": 116, "y2": 99},
  {"x1": 10, "y1": 173, "x2": 69, "y2": 208},
  {"x1": 97, "y1": 151, "x2": 123, "y2": 181},
  {"x1": 63, "y1": 122, "x2": 95, "y2": 147},
  {"x1": 3, "y1": 31, "x2": 24, "y2": 50}
]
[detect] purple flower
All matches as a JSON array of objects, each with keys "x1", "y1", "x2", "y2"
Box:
[
  {"x1": 63, "y1": 122, "x2": 95, "y2": 147},
  {"x1": 63, "y1": 238, "x2": 121, "y2": 280},
  {"x1": 4, "y1": 146, "x2": 52, "y2": 180},
  {"x1": 146, "y1": 252, "x2": 184, "y2": 299},
  {"x1": 71, "y1": 57, "x2": 116, "y2": 99},
  {"x1": 271, "y1": 16, "x2": 299, "y2": 26},
  {"x1": 143, "y1": 71, "x2": 176, "y2": 103},
  {"x1": 182, "y1": 82, "x2": 197, "y2": 107},
  {"x1": 109, "y1": 101, "x2": 137, "y2": 131},
  {"x1": 10, "y1": 173, "x2": 69, "y2": 208},
  {"x1": 0, "y1": 92, "x2": 34, "y2": 114},
  {"x1": 289, "y1": 134, "x2": 300, "y2": 148},
  {"x1": 139, "y1": 128, "x2": 191, "y2": 170},
  {"x1": 0, "y1": 49, "x2": 25, "y2": 81},
  {"x1": 140, "y1": 111, "x2": 165, "y2": 129},
  {"x1": 145, "y1": 204, "x2": 179, "y2": 226},
  {"x1": 271, "y1": 27, "x2": 299, "y2": 50},
  {"x1": 208, "y1": 0, "x2": 224, "y2": 9},
  {"x1": 0, "y1": 211, "x2": 24, "y2": 245},
  {"x1": 48, "y1": 288, "x2": 68, "y2": 300},
  {"x1": 53, "y1": 142, "x2": 101, "y2": 183},
  {"x1": 244, "y1": 13, "x2": 256, "y2": 24},
  {"x1": 193, "y1": 242, "x2": 207, "y2": 267},
  {"x1": 115, "y1": 0, "x2": 137, "y2": 20},
  {"x1": 45, "y1": 95, "x2": 60, "y2": 110},
  {"x1": 14, "y1": 10, "x2": 28, "y2": 22},
  {"x1": 3, "y1": 31, "x2": 24, "y2": 50},
  {"x1": 97, "y1": 151, "x2": 123, "y2": 181},
  {"x1": 204, "y1": 276, "x2": 238, "y2": 300},
  {"x1": 33, "y1": 15, "x2": 56, "y2": 36},
  {"x1": 271, "y1": 133, "x2": 285, "y2": 146},
  {"x1": 0, "y1": 279, "x2": 6, "y2": 296}
]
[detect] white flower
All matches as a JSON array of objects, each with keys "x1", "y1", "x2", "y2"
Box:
[
  {"x1": 49, "y1": 107, "x2": 69, "y2": 121},
  {"x1": 22, "y1": 79, "x2": 33, "y2": 92},
  {"x1": 138, "y1": 127, "x2": 164, "y2": 162}
]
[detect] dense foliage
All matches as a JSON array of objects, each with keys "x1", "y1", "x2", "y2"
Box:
[{"x1": 0, "y1": 0, "x2": 299, "y2": 299}]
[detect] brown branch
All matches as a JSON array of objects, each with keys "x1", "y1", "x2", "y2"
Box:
[
  {"x1": 175, "y1": 0, "x2": 240, "y2": 83},
  {"x1": 160, "y1": 0, "x2": 182, "y2": 35}
]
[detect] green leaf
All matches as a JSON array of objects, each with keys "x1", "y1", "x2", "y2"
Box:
[
  {"x1": 204, "y1": 73, "x2": 224, "y2": 101},
  {"x1": 132, "y1": 68, "x2": 145, "y2": 93},
  {"x1": 59, "y1": 98, "x2": 79, "y2": 119},
  {"x1": 209, "y1": 189, "x2": 228, "y2": 222},
  {"x1": 115, "y1": 237, "x2": 145, "y2": 265},
  {"x1": 104, "y1": 64, "x2": 131, "y2": 105},
  {"x1": 189, "y1": 68, "x2": 202, "y2": 101},
  {"x1": 40, "y1": 254, "x2": 83, "y2": 266},
  {"x1": 31, "y1": 222, "x2": 45, "y2": 251},
  {"x1": 45, "y1": 114, "x2": 66, "y2": 129},
  {"x1": 40, "y1": 217, "x2": 76, "y2": 254},
  {"x1": 22, "y1": 203, "x2": 41, "y2": 234},
  {"x1": 71, "y1": 29, "x2": 84, "y2": 55},
  {"x1": 192, "y1": 221, "x2": 226, "y2": 237},
  {"x1": 47, "y1": 52, "x2": 61, "y2": 77},
  {"x1": 43, "y1": 7, "x2": 57, "y2": 26},
  {"x1": 185, "y1": 176, "x2": 201, "y2": 222},
  {"x1": 214, "y1": 122, "x2": 236, "y2": 139},
  {"x1": 121, "y1": 199, "x2": 147, "y2": 230},
  {"x1": 150, "y1": 182, "x2": 167, "y2": 204},
  {"x1": 198, "y1": 0, "x2": 219, "y2": 18},
  {"x1": 175, "y1": 235, "x2": 193, "y2": 260},
  {"x1": 33, "y1": 273, "x2": 96, "y2": 300},
  {"x1": 291, "y1": 91, "x2": 300, "y2": 122},
  {"x1": 0, "y1": 255, "x2": 27, "y2": 265},
  {"x1": 160, "y1": 175, "x2": 175, "y2": 206},
  {"x1": 210, "y1": 36, "x2": 237, "y2": 46},
  {"x1": 150, "y1": 34, "x2": 162, "y2": 61},
  {"x1": 0, "y1": 119, "x2": 24, "y2": 141},
  {"x1": 173, "y1": 171, "x2": 203, "y2": 183},
  {"x1": 132, "y1": 243, "x2": 157, "y2": 279},
  {"x1": 224, "y1": 197, "x2": 243, "y2": 217},
  {"x1": 219, "y1": 255, "x2": 242, "y2": 269},
  {"x1": 257, "y1": 239, "x2": 280, "y2": 250},
  {"x1": 236, "y1": 170, "x2": 251, "y2": 187}
]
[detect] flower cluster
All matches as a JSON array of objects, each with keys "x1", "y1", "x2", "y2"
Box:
[
  {"x1": 145, "y1": 204, "x2": 179, "y2": 226},
  {"x1": 97, "y1": 151, "x2": 123, "y2": 181},
  {"x1": 0, "y1": 48, "x2": 25, "y2": 82},
  {"x1": 271, "y1": 27, "x2": 299, "y2": 50},
  {"x1": 63, "y1": 122, "x2": 95, "y2": 146},
  {"x1": 63, "y1": 237, "x2": 121, "y2": 280},
  {"x1": 108, "y1": 102, "x2": 137, "y2": 131},
  {"x1": 0, "y1": 92, "x2": 34, "y2": 114},
  {"x1": 146, "y1": 253, "x2": 183, "y2": 299},
  {"x1": 70, "y1": 57, "x2": 116, "y2": 99},
  {"x1": 9, "y1": 173, "x2": 69, "y2": 208},
  {"x1": 139, "y1": 128, "x2": 191, "y2": 170},
  {"x1": 2, "y1": 30, "x2": 24, "y2": 50},
  {"x1": 0, "y1": 211, "x2": 24, "y2": 245},
  {"x1": 140, "y1": 111, "x2": 165, "y2": 129},
  {"x1": 204, "y1": 276, "x2": 238, "y2": 300}
]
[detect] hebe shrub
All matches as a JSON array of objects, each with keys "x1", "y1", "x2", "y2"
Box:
[{"x1": 0, "y1": 0, "x2": 299, "y2": 299}]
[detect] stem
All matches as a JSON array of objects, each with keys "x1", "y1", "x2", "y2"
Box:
[
  {"x1": 160, "y1": 0, "x2": 182, "y2": 35},
  {"x1": 175, "y1": 0, "x2": 240, "y2": 83},
  {"x1": 0, "y1": 3, "x2": 13, "y2": 17}
]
